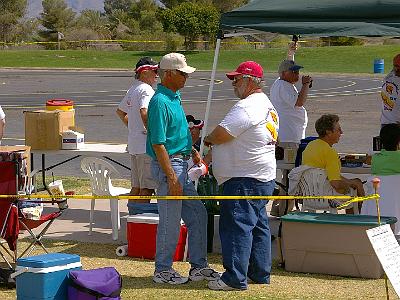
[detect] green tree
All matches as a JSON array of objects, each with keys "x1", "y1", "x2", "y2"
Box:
[
  {"x1": 40, "y1": 0, "x2": 76, "y2": 34},
  {"x1": 76, "y1": 9, "x2": 111, "y2": 38},
  {"x1": 159, "y1": 0, "x2": 249, "y2": 12},
  {"x1": 104, "y1": 0, "x2": 135, "y2": 15},
  {"x1": 160, "y1": 2, "x2": 219, "y2": 50},
  {"x1": 212, "y1": 0, "x2": 249, "y2": 13},
  {"x1": 0, "y1": 0, "x2": 27, "y2": 42}
]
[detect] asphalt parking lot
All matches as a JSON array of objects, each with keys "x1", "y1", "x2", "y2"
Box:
[{"x1": 1, "y1": 69, "x2": 383, "y2": 177}]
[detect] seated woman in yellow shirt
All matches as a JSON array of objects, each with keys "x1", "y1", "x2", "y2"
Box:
[{"x1": 302, "y1": 114, "x2": 365, "y2": 199}]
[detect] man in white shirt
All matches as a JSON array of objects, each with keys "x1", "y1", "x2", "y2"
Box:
[
  {"x1": 0, "y1": 105, "x2": 5, "y2": 145},
  {"x1": 269, "y1": 46, "x2": 312, "y2": 216},
  {"x1": 116, "y1": 57, "x2": 158, "y2": 214},
  {"x1": 270, "y1": 60, "x2": 312, "y2": 149},
  {"x1": 380, "y1": 53, "x2": 400, "y2": 125},
  {"x1": 204, "y1": 61, "x2": 279, "y2": 291}
]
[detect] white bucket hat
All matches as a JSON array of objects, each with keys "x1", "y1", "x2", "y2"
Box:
[{"x1": 159, "y1": 53, "x2": 196, "y2": 74}]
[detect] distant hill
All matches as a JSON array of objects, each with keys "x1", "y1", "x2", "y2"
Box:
[
  {"x1": 26, "y1": 0, "x2": 164, "y2": 18},
  {"x1": 27, "y1": 0, "x2": 104, "y2": 17}
]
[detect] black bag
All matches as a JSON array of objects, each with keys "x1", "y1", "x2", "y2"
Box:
[{"x1": 295, "y1": 136, "x2": 318, "y2": 167}]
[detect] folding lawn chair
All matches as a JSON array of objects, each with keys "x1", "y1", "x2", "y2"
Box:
[{"x1": 0, "y1": 159, "x2": 68, "y2": 264}]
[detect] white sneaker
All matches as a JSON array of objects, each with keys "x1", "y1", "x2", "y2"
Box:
[
  {"x1": 189, "y1": 266, "x2": 220, "y2": 281},
  {"x1": 153, "y1": 269, "x2": 189, "y2": 285},
  {"x1": 208, "y1": 279, "x2": 237, "y2": 291}
]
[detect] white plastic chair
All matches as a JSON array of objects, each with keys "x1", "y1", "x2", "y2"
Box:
[
  {"x1": 362, "y1": 175, "x2": 400, "y2": 236},
  {"x1": 80, "y1": 157, "x2": 130, "y2": 240},
  {"x1": 289, "y1": 166, "x2": 359, "y2": 214}
]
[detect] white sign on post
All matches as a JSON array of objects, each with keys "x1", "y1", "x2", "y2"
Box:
[{"x1": 367, "y1": 224, "x2": 400, "y2": 297}]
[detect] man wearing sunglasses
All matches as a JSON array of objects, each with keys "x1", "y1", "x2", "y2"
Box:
[
  {"x1": 146, "y1": 53, "x2": 219, "y2": 285},
  {"x1": 204, "y1": 61, "x2": 279, "y2": 291},
  {"x1": 116, "y1": 57, "x2": 159, "y2": 215}
]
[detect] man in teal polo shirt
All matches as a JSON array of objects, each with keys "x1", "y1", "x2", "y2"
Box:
[{"x1": 147, "y1": 53, "x2": 219, "y2": 285}]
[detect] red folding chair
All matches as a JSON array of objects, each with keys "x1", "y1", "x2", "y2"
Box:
[{"x1": 0, "y1": 158, "x2": 67, "y2": 263}]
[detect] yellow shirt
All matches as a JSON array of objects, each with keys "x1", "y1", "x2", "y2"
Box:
[{"x1": 302, "y1": 139, "x2": 341, "y2": 181}]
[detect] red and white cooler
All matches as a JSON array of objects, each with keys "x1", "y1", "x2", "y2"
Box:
[{"x1": 127, "y1": 213, "x2": 187, "y2": 261}]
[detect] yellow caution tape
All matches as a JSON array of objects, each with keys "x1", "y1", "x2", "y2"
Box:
[
  {"x1": 0, "y1": 39, "x2": 308, "y2": 46},
  {"x1": 0, "y1": 194, "x2": 378, "y2": 201},
  {"x1": 336, "y1": 194, "x2": 380, "y2": 210}
]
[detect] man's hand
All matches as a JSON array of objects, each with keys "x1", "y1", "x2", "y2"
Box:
[
  {"x1": 204, "y1": 135, "x2": 213, "y2": 147},
  {"x1": 302, "y1": 75, "x2": 313, "y2": 86},
  {"x1": 191, "y1": 148, "x2": 201, "y2": 165},
  {"x1": 167, "y1": 176, "x2": 183, "y2": 196}
]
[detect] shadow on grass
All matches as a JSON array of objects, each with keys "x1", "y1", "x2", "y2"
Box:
[{"x1": 121, "y1": 275, "x2": 212, "y2": 291}]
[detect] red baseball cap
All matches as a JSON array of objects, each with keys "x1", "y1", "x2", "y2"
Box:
[{"x1": 226, "y1": 61, "x2": 264, "y2": 80}]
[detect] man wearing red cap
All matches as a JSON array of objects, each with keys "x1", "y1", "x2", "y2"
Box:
[
  {"x1": 204, "y1": 61, "x2": 279, "y2": 291},
  {"x1": 380, "y1": 54, "x2": 400, "y2": 125},
  {"x1": 116, "y1": 57, "x2": 159, "y2": 214}
]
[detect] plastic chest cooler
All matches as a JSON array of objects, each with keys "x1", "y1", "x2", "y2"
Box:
[
  {"x1": 127, "y1": 213, "x2": 187, "y2": 260},
  {"x1": 281, "y1": 212, "x2": 397, "y2": 279},
  {"x1": 15, "y1": 253, "x2": 81, "y2": 300}
]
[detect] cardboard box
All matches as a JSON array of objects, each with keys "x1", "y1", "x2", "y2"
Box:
[
  {"x1": 281, "y1": 212, "x2": 397, "y2": 279},
  {"x1": 24, "y1": 110, "x2": 75, "y2": 150},
  {"x1": 61, "y1": 130, "x2": 84, "y2": 150},
  {"x1": 127, "y1": 213, "x2": 187, "y2": 261}
]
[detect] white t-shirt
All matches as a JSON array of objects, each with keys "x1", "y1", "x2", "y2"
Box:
[
  {"x1": 381, "y1": 71, "x2": 400, "y2": 125},
  {"x1": 212, "y1": 92, "x2": 279, "y2": 185},
  {"x1": 270, "y1": 78, "x2": 307, "y2": 143},
  {"x1": 0, "y1": 105, "x2": 5, "y2": 120},
  {"x1": 118, "y1": 79, "x2": 154, "y2": 154}
]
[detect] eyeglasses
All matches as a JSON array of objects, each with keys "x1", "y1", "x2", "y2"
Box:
[
  {"x1": 232, "y1": 74, "x2": 252, "y2": 83},
  {"x1": 176, "y1": 70, "x2": 189, "y2": 78}
]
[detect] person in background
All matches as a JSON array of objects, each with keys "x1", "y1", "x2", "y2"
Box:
[
  {"x1": 116, "y1": 57, "x2": 159, "y2": 214},
  {"x1": 371, "y1": 123, "x2": 400, "y2": 174},
  {"x1": 186, "y1": 114, "x2": 204, "y2": 151},
  {"x1": 380, "y1": 54, "x2": 400, "y2": 125},
  {"x1": 146, "y1": 53, "x2": 219, "y2": 285},
  {"x1": 0, "y1": 105, "x2": 5, "y2": 145},
  {"x1": 302, "y1": 114, "x2": 365, "y2": 213},
  {"x1": 204, "y1": 61, "x2": 279, "y2": 291},
  {"x1": 269, "y1": 42, "x2": 313, "y2": 216}
]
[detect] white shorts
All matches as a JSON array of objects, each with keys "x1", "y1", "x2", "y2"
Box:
[{"x1": 130, "y1": 153, "x2": 157, "y2": 189}]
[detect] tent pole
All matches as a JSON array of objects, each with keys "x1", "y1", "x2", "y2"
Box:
[
  {"x1": 199, "y1": 37, "x2": 221, "y2": 158},
  {"x1": 195, "y1": 37, "x2": 221, "y2": 189}
]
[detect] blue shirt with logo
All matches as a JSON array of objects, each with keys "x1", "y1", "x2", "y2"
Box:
[{"x1": 146, "y1": 84, "x2": 192, "y2": 159}]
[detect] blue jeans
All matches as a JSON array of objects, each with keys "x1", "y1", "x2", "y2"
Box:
[
  {"x1": 151, "y1": 158, "x2": 208, "y2": 272},
  {"x1": 220, "y1": 177, "x2": 275, "y2": 289}
]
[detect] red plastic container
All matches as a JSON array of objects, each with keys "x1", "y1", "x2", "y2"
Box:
[
  {"x1": 127, "y1": 214, "x2": 187, "y2": 261},
  {"x1": 46, "y1": 99, "x2": 74, "y2": 111}
]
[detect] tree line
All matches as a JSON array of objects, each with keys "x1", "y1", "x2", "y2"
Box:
[{"x1": 0, "y1": 0, "x2": 249, "y2": 50}]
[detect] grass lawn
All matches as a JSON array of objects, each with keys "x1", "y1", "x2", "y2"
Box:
[
  {"x1": 0, "y1": 240, "x2": 395, "y2": 299},
  {"x1": 0, "y1": 176, "x2": 395, "y2": 299},
  {"x1": 1, "y1": 44, "x2": 400, "y2": 73}
]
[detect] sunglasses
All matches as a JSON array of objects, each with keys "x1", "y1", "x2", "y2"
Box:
[
  {"x1": 176, "y1": 70, "x2": 189, "y2": 78},
  {"x1": 232, "y1": 74, "x2": 252, "y2": 83}
]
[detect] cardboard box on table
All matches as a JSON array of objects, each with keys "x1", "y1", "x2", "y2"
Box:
[
  {"x1": 281, "y1": 212, "x2": 397, "y2": 279},
  {"x1": 127, "y1": 213, "x2": 187, "y2": 261},
  {"x1": 24, "y1": 110, "x2": 75, "y2": 150}
]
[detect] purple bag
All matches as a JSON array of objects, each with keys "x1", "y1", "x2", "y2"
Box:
[{"x1": 68, "y1": 267, "x2": 122, "y2": 300}]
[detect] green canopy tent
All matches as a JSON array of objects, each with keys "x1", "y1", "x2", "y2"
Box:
[{"x1": 201, "y1": 0, "x2": 400, "y2": 156}]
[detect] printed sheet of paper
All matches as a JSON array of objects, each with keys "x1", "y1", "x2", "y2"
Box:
[{"x1": 367, "y1": 224, "x2": 400, "y2": 297}]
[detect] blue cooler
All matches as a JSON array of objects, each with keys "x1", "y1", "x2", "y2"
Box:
[{"x1": 14, "y1": 253, "x2": 81, "y2": 300}]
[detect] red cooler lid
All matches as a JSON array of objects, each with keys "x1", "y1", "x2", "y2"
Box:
[{"x1": 46, "y1": 99, "x2": 74, "y2": 106}]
